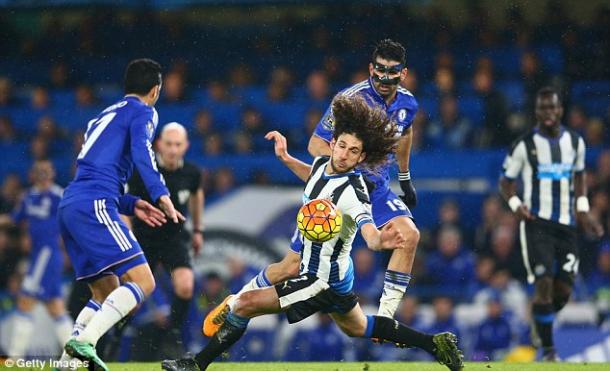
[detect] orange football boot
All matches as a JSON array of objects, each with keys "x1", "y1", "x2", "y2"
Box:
[{"x1": 202, "y1": 295, "x2": 233, "y2": 337}]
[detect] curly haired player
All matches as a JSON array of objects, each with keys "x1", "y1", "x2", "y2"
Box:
[{"x1": 162, "y1": 96, "x2": 463, "y2": 371}]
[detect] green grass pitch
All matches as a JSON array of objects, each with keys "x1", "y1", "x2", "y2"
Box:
[{"x1": 2, "y1": 362, "x2": 608, "y2": 370}]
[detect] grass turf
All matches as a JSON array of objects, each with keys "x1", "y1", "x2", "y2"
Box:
[
  {"x1": 1, "y1": 362, "x2": 609, "y2": 370},
  {"x1": 2, "y1": 362, "x2": 606, "y2": 371}
]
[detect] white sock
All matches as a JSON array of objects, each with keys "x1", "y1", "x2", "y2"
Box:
[
  {"x1": 8, "y1": 310, "x2": 35, "y2": 357},
  {"x1": 377, "y1": 270, "x2": 411, "y2": 318},
  {"x1": 238, "y1": 269, "x2": 271, "y2": 295},
  {"x1": 76, "y1": 283, "x2": 143, "y2": 346},
  {"x1": 71, "y1": 299, "x2": 101, "y2": 339},
  {"x1": 54, "y1": 313, "x2": 75, "y2": 348},
  {"x1": 59, "y1": 299, "x2": 101, "y2": 365}
]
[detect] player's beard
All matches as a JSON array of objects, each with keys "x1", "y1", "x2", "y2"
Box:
[{"x1": 330, "y1": 157, "x2": 355, "y2": 174}]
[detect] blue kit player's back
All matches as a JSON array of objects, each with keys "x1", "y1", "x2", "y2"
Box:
[
  {"x1": 58, "y1": 58, "x2": 183, "y2": 371},
  {"x1": 59, "y1": 95, "x2": 169, "y2": 281}
]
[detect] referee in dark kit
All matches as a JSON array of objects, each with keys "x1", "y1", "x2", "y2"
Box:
[{"x1": 127, "y1": 121, "x2": 204, "y2": 355}]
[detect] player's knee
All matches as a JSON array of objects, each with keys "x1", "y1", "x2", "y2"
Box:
[
  {"x1": 533, "y1": 276, "x2": 553, "y2": 303},
  {"x1": 395, "y1": 219, "x2": 419, "y2": 249},
  {"x1": 173, "y1": 269, "x2": 194, "y2": 299},
  {"x1": 175, "y1": 280, "x2": 194, "y2": 299},
  {"x1": 46, "y1": 300, "x2": 66, "y2": 318},
  {"x1": 17, "y1": 296, "x2": 36, "y2": 312},
  {"x1": 140, "y1": 275, "x2": 156, "y2": 297}
]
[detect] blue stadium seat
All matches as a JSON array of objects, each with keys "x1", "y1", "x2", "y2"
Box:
[
  {"x1": 207, "y1": 103, "x2": 241, "y2": 130},
  {"x1": 155, "y1": 104, "x2": 199, "y2": 129},
  {"x1": 483, "y1": 47, "x2": 521, "y2": 78},
  {"x1": 536, "y1": 44, "x2": 564, "y2": 74},
  {"x1": 496, "y1": 80, "x2": 525, "y2": 110},
  {"x1": 50, "y1": 90, "x2": 75, "y2": 108},
  {"x1": 259, "y1": 101, "x2": 307, "y2": 129},
  {"x1": 457, "y1": 95, "x2": 484, "y2": 126},
  {"x1": 6, "y1": 107, "x2": 48, "y2": 135}
]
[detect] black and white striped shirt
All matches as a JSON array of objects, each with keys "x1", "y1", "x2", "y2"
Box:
[
  {"x1": 502, "y1": 127, "x2": 586, "y2": 226},
  {"x1": 299, "y1": 156, "x2": 374, "y2": 294}
]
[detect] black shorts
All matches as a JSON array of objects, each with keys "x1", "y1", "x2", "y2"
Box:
[
  {"x1": 274, "y1": 274, "x2": 358, "y2": 324},
  {"x1": 139, "y1": 236, "x2": 192, "y2": 273},
  {"x1": 520, "y1": 218, "x2": 578, "y2": 285}
]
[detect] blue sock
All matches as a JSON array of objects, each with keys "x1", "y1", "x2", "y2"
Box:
[
  {"x1": 255, "y1": 269, "x2": 272, "y2": 288},
  {"x1": 363, "y1": 315, "x2": 376, "y2": 338},
  {"x1": 384, "y1": 270, "x2": 411, "y2": 293},
  {"x1": 225, "y1": 311, "x2": 250, "y2": 329}
]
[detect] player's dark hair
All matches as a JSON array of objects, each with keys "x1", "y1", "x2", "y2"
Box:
[
  {"x1": 536, "y1": 86, "x2": 562, "y2": 102},
  {"x1": 124, "y1": 58, "x2": 162, "y2": 95},
  {"x1": 372, "y1": 39, "x2": 406, "y2": 65},
  {"x1": 332, "y1": 95, "x2": 399, "y2": 172}
]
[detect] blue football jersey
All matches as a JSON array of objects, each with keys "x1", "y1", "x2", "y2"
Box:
[
  {"x1": 62, "y1": 96, "x2": 169, "y2": 205},
  {"x1": 12, "y1": 184, "x2": 63, "y2": 249},
  {"x1": 313, "y1": 78, "x2": 419, "y2": 192}
]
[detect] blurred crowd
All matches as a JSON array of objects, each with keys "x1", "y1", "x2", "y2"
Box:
[{"x1": 1, "y1": 0, "x2": 609, "y2": 363}]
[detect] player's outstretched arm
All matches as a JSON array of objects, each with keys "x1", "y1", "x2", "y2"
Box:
[
  {"x1": 361, "y1": 221, "x2": 406, "y2": 251},
  {"x1": 396, "y1": 128, "x2": 417, "y2": 208},
  {"x1": 265, "y1": 131, "x2": 311, "y2": 182}
]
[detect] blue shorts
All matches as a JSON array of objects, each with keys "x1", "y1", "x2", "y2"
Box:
[
  {"x1": 21, "y1": 244, "x2": 64, "y2": 301},
  {"x1": 58, "y1": 198, "x2": 147, "y2": 281},
  {"x1": 289, "y1": 187, "x2": 412, "y2": 254},
  {"x1": 370, "y1": 186, "x2": 412, "y2": 228}
]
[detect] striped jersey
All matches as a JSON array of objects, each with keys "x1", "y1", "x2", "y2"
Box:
[
  {"x1": 502, "y1": 127, "x2": 586, "y2": 226},
  {"x1": 313, "y1": 78, "x2": 418, "y2": 193},
  {"x1": 61, "y1": 96, "x2": 169, "y2": 206},
  {"x1": 299, "y1": 156, "x2": 375, "y2": 294}
]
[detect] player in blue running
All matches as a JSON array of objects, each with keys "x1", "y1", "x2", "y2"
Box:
[
  {"x1": 204, "y1": 39, "x2": 419, "y2": 335},
  {"x1": 57, "y1": 58, "x2": 183, "y2": 371},
  {"x1": 0, "y1": 161, "x2": 73, "y2": 359}
]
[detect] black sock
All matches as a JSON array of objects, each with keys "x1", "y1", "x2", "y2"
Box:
[
  {"x1": 194, "y1": 322, "x2": 246, "y2": 370},
  {"x1": 371, "y1": 315, "x2": 435, "y2": 354},
  {"x1": 552, "y1": 296, "x2": 568, "y2": 313},
  {"x1": 532, "y1": 303, "x2": 554, "y2": 349},
  {"x1": 170, "y1": 295, "x2": 191, "y2": 331}
]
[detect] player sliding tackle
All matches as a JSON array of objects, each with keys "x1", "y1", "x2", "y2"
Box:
[{"x1": 162, "y1": 96, "x2": 464, "y2": 371}]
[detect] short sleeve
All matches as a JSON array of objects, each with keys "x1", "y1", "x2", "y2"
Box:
[
  {"x1": 339, "y1": 187, "x2": 374, "y2": 229},
  {"x1": 502, "y1": 141, "x2": 526, "y2": 179},
  {"x1": 574, "y1": 137, "x2": 586, "y2": 173}
]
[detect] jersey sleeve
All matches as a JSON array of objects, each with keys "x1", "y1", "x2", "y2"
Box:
[
  {"x1": 574, "y1": 136, "x2": 586, "y2": 173},
  {"x1": 130, "y1": 110, "x2": 169, "y2": 202},
  {"x1": 400, "y1": 95, "x2": 419, "y2": 132},
  {"x1": 313, "y1": 102, "x2": 334, "y2": 142},
  {"x1": 339, "y1": 187, "x2": 374, "y2": 229},
  {"x1": 10, "y1": 195, "x2": 27, "y2": 224},
  {"x1": 190, "y1": 166, "x2": 203, "y2": 193},
  {"x1": 502, "y1": 141, "x2": 526, "y2": 180},
  {"x1": 117, "y1": 194, "x2": 140, "y2": 216}
]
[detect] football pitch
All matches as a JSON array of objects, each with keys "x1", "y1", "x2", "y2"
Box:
[{"x1": 2, "y1": 362, "x2": 605, "y2": 371}]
